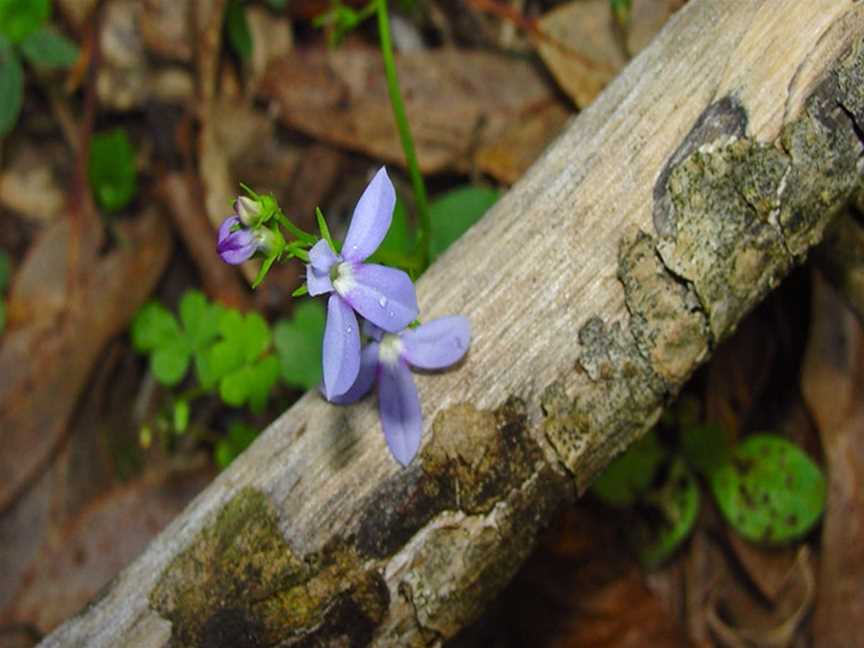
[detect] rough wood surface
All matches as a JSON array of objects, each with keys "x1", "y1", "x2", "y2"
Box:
[{"x1": 42, "y1": 1, "x2": 864, "y2": 646}]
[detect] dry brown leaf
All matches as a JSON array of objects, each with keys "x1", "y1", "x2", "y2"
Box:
[
  {"x1": 258, "y1": 47, "x2": 563, "y2": 180},
  {"x1": 2, "y1": 465, "x2": 213, "y2": 634},
  {"x1": 627, "y1": 0, "x2": 681, "y2": 57},
  {"x1": 0, "y1": 210, "x2": 172, "y2": 512},
  {"x1": 474, "y1": 101, "x2": 572, "y2": 185},
  {"x1": 537, "y1": 0, "x2": 627, "y2": 108},
  {"x1": 726, "y1": 533, "x2": 800, "y2": 604},
  {"x1": 801, "y1": 272, "x2": 864, "y2": 648},
  {"x1": 246, "y1": 5, "x2": 293, "y2": 87},
  {"x1": 705, "y1": 548, "x2": 815, "y2": 648},
  {"x1": 140, "y1": 0, "x2": 193, "y2": 62},
  {"x1": 0, "y1": 147, "x2": 64, "y2": 222}
]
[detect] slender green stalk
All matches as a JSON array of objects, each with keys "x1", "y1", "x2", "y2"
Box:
[{"x1": 376, "y1": 0, "x2": 431, "y2": 270}]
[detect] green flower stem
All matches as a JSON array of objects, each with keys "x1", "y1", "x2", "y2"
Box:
[{"x1": 375, "y1": 0, "x2": 431, "y2": 270}]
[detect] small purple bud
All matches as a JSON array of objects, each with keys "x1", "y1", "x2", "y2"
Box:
[
  {"x1": 217, "y1": 216, "x2": 257, "y2": 264},
  {"x1": 234, "y1": 195, "x2": 261, "y2": 227}
]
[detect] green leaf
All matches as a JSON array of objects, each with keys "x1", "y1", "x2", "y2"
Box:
[
  {"x1": 591, "y1": 430, "x2": 667, "y2": 507},
  {"x1": 429, "y1": 186, "x2": 499, "y2": 261},
  {"x1": 679, "y1": 422, "x2": 731, "y2": 476},
  {"x1": 179, "y1": 290, "x2": 219, "y2": 350},
  {"x1": 225, "y1": 0, "x2": 252, "y2": 61},
  {"x1": 173, "y1": 399, "x2": 190, "y2": 433},
  {"x1": 194, "y1": 349, "x2": 217, "y2": 389},
  {"x1": 247, "y1": 354, "x2": 280, "y2": 414},
  {"x1": 0, "y1": 0, "x2": 50, "y2": 43},
  {"x1": 0, "y1": 249, "x2": 11, "y2": 292},
  {"x1": 19, "y1": 26, "x2": 78, "y2": 68},
  {"x1": 151, "y1": 338, "x2": 191, "y2": 386},
  {"x1": 711, "y1": 434, "x2": 826, "y2": 544},
  {"x1": 131, "y1": 302, "x2": 180, "y2": 352},
  {"x1": 207, "y1": 339, "x2": 245, "y2": 381},
  {"x1": 88, "y1": 129, "x2": 138, "y2": 213},
  {"x1": 215, "y1": 422, "x2": 258, "y2": 468},
  {"x1": 637, "y1": 458, "x2": 700, "y2": 568},
  {"x1": 368, "y1": 197, "x2": 414, "y2": 267},
  {"x1": 274, "y1": 300, "x2": 326, "y2": 391},
  {"x1": 240, "y1": 312, "x2": 271, "y2": 363},
  {"x1": 0, "y1": 37, "x2": 23, "y2": 138},
  {"x1": 610, "y1": 0, "x2": 632, "y2": 26},
  {"x1": 266, "y1": 0, "x2": 288, "y2": 9},
  {"x1": 251, "y1": 253, "x2": 276, "y2": 289},
  {"x1": 219, "y1": 365, "x2": 252, "y2": 407}
]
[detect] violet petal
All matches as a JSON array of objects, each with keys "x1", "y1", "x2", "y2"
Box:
[
  {"x1": 342, "y1": 167, "x2": 396, "y2": 263},
  {"x1": 307, "y1": 266, "x2": 333, "y2": 296},
  {"x1": 401, "y1": 316, "x2": 471, "y2": 370},
  {"x1": 342, "y1": 263, "x2": 418, "y2": 333},
  {"x1": 378, "y1": 359, "x2": 422, "y2": 466},
  {"x1": 217, "y1": 217, "x2": 258, "y2": 265},
  {"x1": 329, "y1": 342, "x2": 379, "y2": 404},
  {"x1": 322, "y1": 294, "x2": 361, "y2": 399},
  {"x1": 309, "y1": 239, "x2": 339, "y2": 273}
]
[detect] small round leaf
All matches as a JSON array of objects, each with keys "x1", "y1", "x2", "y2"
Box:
[{"x1": 710, "y1": 434, "x2": 826, "y2": 544}]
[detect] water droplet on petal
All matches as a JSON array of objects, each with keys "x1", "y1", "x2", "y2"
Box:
[
  {"x1": 346, "y1": 326, "x2": 353, "y2": 334},
  {"x1": 388, "y1": 311, "x2": 395, "y2": 318},
  {"x1": 378, "y1": 296, "x2": 387, "y2": 308}
]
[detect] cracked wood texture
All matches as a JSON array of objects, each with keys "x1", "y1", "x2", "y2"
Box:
[{"x1": 42, "y1": 1, "x2": 864, "y2": 646}]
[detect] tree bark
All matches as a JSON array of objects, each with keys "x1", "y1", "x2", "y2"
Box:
[{"x1": 42, "y1": 1, "x2": 864, "y2": 646}]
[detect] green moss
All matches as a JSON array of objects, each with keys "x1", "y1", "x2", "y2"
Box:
[{"x1": 149, "y1": 488, "x2": 388, "y2": 646}]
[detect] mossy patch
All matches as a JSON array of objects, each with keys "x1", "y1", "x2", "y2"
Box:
[{"x1": 149, "y1": 488, "x2": 388, "y2": 646}]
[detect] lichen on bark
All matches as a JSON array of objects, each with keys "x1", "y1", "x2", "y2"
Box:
[{"x1": 149, "y1": 488, "x2": 389, "y2": 647}]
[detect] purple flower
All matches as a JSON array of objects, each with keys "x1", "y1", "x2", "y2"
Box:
[
  {"x1": 217, "y1": 216, "x2": 257, "y2": 264},
  {"x1": 308, "y1": 167, "x2": 419, "y2": 399},
  {"x1": 217, "y1": 216, "x2": 279, "y2": 265},
  {"x1": 333, "y1": 316, "x2": 471, "y2": 466}
]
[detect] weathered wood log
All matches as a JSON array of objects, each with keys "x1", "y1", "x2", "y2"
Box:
[{"x1": 42, "y1": 1, "x2": 864, "y2": 645}]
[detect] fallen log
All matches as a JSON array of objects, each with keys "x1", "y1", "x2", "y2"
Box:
[{"x1": 42, "y1": 0, "x2": 864, "y2": 645}]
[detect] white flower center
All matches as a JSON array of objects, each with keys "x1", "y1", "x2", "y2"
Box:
[
  {"x1": 379, "y1": 334, "x2": 404, "y2": 367},
  {"x1": 331, "y1": 262, "x2": 357, "y2": 295}
]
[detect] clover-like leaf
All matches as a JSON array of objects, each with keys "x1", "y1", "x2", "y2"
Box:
[
  {"x1": 679, "y1": 422, "x2": 731, "y2": 476},
  {"x1": 131, "y1": 302, "x2": 180, "y2": 352},
  {"x1": 89, "y1": 128, "x2": 138, "y2": 213},
  {"x1": 0, "y1": 36, "x2": 23, "y2": 138},
  {"x1": 179, "y1": 290, "x2": 220, "y2": 350},
  {"x1": 214, "y1": 422, "x2": 258, "y2": 469},
  {"x1": 219, "y1": 365, "x2": 252, "y2": 407},
  {"x1": 711, "y1": 434, "x2": 826, "y2": 544},
  {"x1": 274, "y1": 301, "x2": 325, "y2": 391},
  {"x1": 247, "y1": 354, "x2": 280, "y2": 414},
  {"x1": 173, "y1": 399, "x2": 190, "y2": 434},
  {"x1": 591, "y1": 430, "x2": 667, "y2": 507},
  {"x1": 637, "y1": 457, "x2": 700, "y2": 568},
  {"x1": 429, "y1": 185, "x2": 499, "y2": 261},
  {"x1": 19, "y1": 26, "x2": 78, "y2": 69},
  {"x1": 0, "y1": 0, "x2": 50, "y2": 44},
  {"x1": 151, "y1": 337, "x2": 191, "y2": 386}
]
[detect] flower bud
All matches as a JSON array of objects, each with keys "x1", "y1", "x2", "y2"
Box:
[{"x1": 234, "y1": 195, "x2": 261, "y2": 227}]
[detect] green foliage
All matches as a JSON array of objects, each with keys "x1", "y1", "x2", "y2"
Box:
[
  {"x1": 225, "y1": 0, "x2": 252, "y2": 61},
  {"x1": 214, "y1": 422, "x2": 258, "y2": 469},
  {"x1": 132, "y1": 291, "x2": 222, "y2": 387},
  {"x1": 679, "y1": 422, "x2": 730, "y2": 475},
  {"x1": 266, "y1": 0, "x2": 288, "y2": 9},
  {"x1": 0, "y1": 249, "x2": 10, "y2": 292},
  {"x1": 368, "y1": 197, "x2": 415, "y2": 271},
  {"x1": 593, "y1": 398, "x2": 827, "y2": 563},
  {"x1": 0, "y1": 0, "x2": 50, "y2": 44},
  {"x1": 0, "y1": 35, "x2": 22, "y2": 138},
  {"x1": 19, "y1": 25, "x2": 78, "y2": 68},
  {"x1": 0, "y1": 250, "x2": 7, "y2": 334},
  {"x1": 591, "y1": 430, "x2": 666, "y2": 507},
  {"x1": 637, "y1": 458, "x2": 700, "y2": 568},
  {"x1": 274, "y1": 300, "x2": 326, "y2": 391},
  {"x1": 173, "y1": 399, "x2": 190, "y2": 434},
  {"x1": 711, "y1": 434, "x2": 826, "y2": 544},
  {"x1": 314, "y1": 1, "x2": 376, "y2": 47},
  {"x1": 89, "y1": 129, "x2": 138, "y2": 213},
  {"x1": 610, "y1": 0, "x2": 632, "y2": 26},
  {"x1": 429, "y1": 186, "x2": 499, "y2": 261}
]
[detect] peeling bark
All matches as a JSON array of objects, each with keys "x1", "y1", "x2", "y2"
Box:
[{"x1": 41, "y1": 1, "x2": 864, "y2": 646}]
